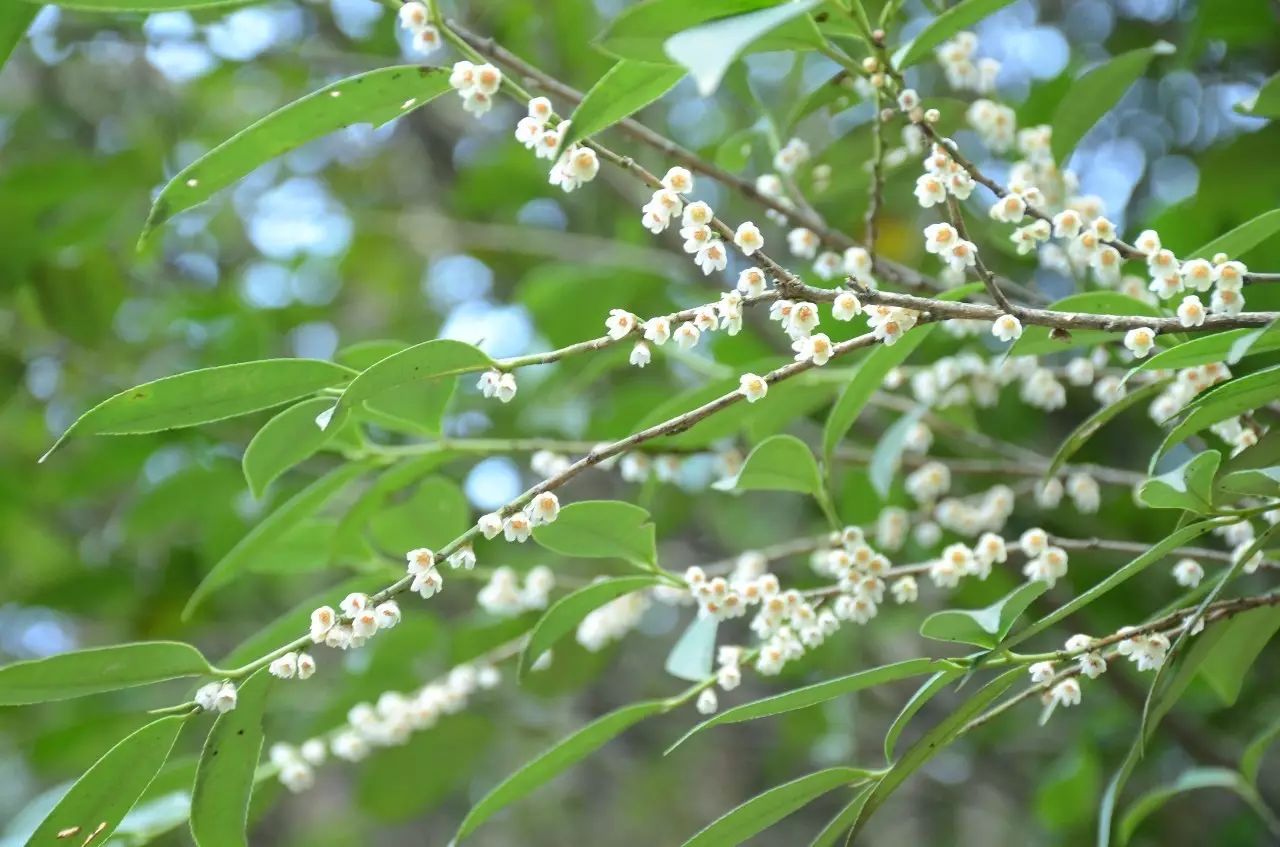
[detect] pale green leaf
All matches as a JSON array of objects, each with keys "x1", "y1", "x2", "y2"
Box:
[
  {"x1": 807, "y1": 785, "x2": 873, "y2": 847},
  {"x1": 598, "y1": 0, "x2": 798, "y2": 62},
  {"x1": 882, "y1": 669, "x2": 962, "y2": 761},
  {"x1": 1191, "y1": 209, "x2": 1280, "y2": 259},
  {"x1": 1138, "y1": 450, "x2": 1220, "y2": 513},
  {"x1": 1155, "y1": 364, "x2": 1280, "y2": 467},
  {"x1": 532, "y1": 500, "x2": 658, "y2": 566},
  {"x1": 1242, "y1": 715, "x2": 1280, "y2": 787},
  {"x1": 891, "y1": 0, "x2": 1017, "y2": 69},
  {"x1": 919, "y1": 581, "x2": 1048, "y2": 648},
  {"x1": 142, "y1": 67, "x2": 451, "y2": 242},
  {"x1": 191, "y1": 669, "x2": 271, "y2": 847},
  {"x1": 455, "y1": 699, "x2": 669, "y2": 842},
  {"x1": 1216, "y1": 466, "x2": 1280, "y2": 499},
  {"x1": 0, "y1": 642, "x2": 212, "y2": 705},
  {"x1": 242, "y1": 397, "x2": 339, "y2": 498},
  {"x1": 682, "y1": 767, "x2": 874, "y2": 847},
  {"x1": 0, "y1": 4, "x2": 35, "y2": 70},
  {"x1": 25, "y1": 716, "x2": 187, "y2": 845},
  {"x1": 520, "y1": 575, "x2": 663, "y2": 677},
  {"x1": 327, "y1": 339, "x2": 492, "y2": 430},
  {"x1": 41, "y1": 359, "x2": 352, "y2": 462},
  {"x1": 1124, "y1": 329, "x2": 1280, "y2": 382},
  {"x1": 869, "y1": 406, "x2": 927, "y2": 499},
  {"x1": 1050, "y1": 42, "x2": 1174, "y2": 163},
  {"x1": 557, "y1": 60, "x2": 685, "y2": 152},
  {"x1": 1196, "y1": 606, "x2": 1280, "y2": 706},
  {"x1": 664, "y1": 614, "x2": 719, "y2": 682},
  {"x1": 1237, "y1": 71, "x2": 1280, "y2": 117},
  {"x1": 730, "y1": 434, "x2": 823, "y2": 496}
]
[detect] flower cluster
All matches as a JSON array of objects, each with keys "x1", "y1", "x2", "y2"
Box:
[
  {"x1": 477, "y1": 369, "x2": 518, "y2": 403},
  {"x1": 309, "y1": 592, "x2": 404, "y2": 652},
  {"x1": 935, "y1": 31, "x2": 1000, "y2": 94},
  {"x1": 448, "y1": 60, "x2": 502, "y2": 117},
  {"x1": 477, "y1": 565, "x2": 555, "y2": 617},
  {"x1": 194, "y1": 680, "x2": 238, "y2": 713},
  {"x1": 268, "y1": 650, "x2": 317, "y2": 680},
  {"x1": 478, "y1": 491, "x2": 561, "y2": 543},
  {"x1": 396, "y1": 1, "x2": 440, "y2": 55},
  {"x1": 576, "y1": 585, "x2": 651, "y2": 651}
]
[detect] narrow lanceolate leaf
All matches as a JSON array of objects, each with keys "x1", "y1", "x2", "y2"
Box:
[
  {"x1": 191, "y1": 670, "x2": 271, "y2": 847},
  {"x1": 454, "y1": 699, "x2": 669, "y2": 842},
  {"x1": 141, "y1": 66, "x2": 451, "y2": 243},
  {"x1": 520, "y1": 575, "x2": 664, "y2": 677},
  {"x1": 597, "y1": 0, "x2": 791, "y2": 62},
  {"x1": 242, "y1": 397, "x2": 340, "y2": 498},
  {"x1": 0, "y1": 642, "x2": 212, "y2": 705},
  {"x1": 869, "y1": 406, "x2": 927, "y2": 499},
  {"x1": 1242, "y1": 715, "x2": 1280, "y2": 787},
  {"x1": 1050, "y1": 42, "x2": 1174, "y2": 162},
  {"x1": 891, "y1": 0, "x2": 1018, "y2": 69},
  {"x1": 664, "y1": 614, "x2": 719, "y2": 682},
  {"x1": 1125, "y1": 328, "x2": 1280, "y2": 380},
  {"x1": 1190, "y1": 209, "x2": 1280, "y2": 260},
  {"x1": 41, "y1": 359, "x2": 353, "y2": 462},
  {"x1": 1155, "y1": 364, "x2": 1280, "y2": 466},
  {"x1": 556, "y1": 60, "x2": 685, "y2": 153},
  {"x1": 852, "y1": 668, "x2": 1021, "y2": 836},
  {"x1": 729, "y1": 434, "x2": 823, "y2": 496},
  {"x1": 1046, "y1": 377, "x2": 1171, "y2": 477},
  {"x1": 1237, "y1": 71, "x2": 1280, "y2": 118},
  {"x1": 531, "y1": 500, "x2": 657, "y2": 567},
  {"x1": 919, "y1": 581, "x2": 1048, "y2": 648},
  {"x1": 184, "y1": 462, "x2": 369, "y2": 618},
  {"x1": 664, "y1": 0, "x2": 824, "y2": 96},
  {"x1": 20, "y1": 0, "x2": 243, "y2": 10},
  {"x1": 26, "y1": 715, "x2": 187, "y2": 845},
  {"x1": 1138, "y1": 450, "x2": 1220, "y2": 513},
  {"x1": 326, "y1": 339, "x2": 491, "y2": 429},
  {"x1": 883, "y1": 669, "x2": 964, "y2": 761},
  {"x1": 681, "y1": 767, "x2": 874, "y2": 847},
  {"x1": 807, "y1": 785, "x2": 874, "y2": 847},
  {"x1": 1118, "y1": 768, "x2": 1279, "y2": 845},
  {"x1": 1216, "y1": 466, "x2": 1280, "y2": 499},
  {"x1": 1002, "y1": 518, "x2": 1222, "y2": 652},
  {"x1": 0, "y1": 3, "x2": 35, "y2": 70},
  {"x1": 668, "y1": 658, "x2": 948, "y2": 752}
]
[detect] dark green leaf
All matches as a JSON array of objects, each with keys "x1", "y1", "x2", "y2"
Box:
[
  {"x1": 191, "y1": 669, "x2": 271, "y2": 847},
  {"x1": 242, "y1": 397, "x2": 339, "y2": 498},
  {"x1": 919, "y1": 581, "x2": 1048, "y2": 648},
  {"x1": 532, "y1": 500, "x2": 657, "y2": 566},
  {"x1": 1196, "y1": 606, "x2": 1280, "y2": 706},
  {"x1": 1138, "y1": 450, "x2": 1220, "y2": 513},
  {"x1": 682, "y1": 767, "x2": 874, "y2": 847},
  {"x1": 892, "y1": 0, "x2": 1017, "y2": 69},
  {"x1": 0, "y1": 642, "x2": 212, "y2": 705},
  {"x1": 520, "y1": 575, "x2": 664, "y2": 677},
  {"x1": 1242, "y1": 715, "x2": 1280, "y2": 787},
  {"x1": 142, "y1": 67, "x2": 452, "y2": 242},
  {"x1": 41, "y1": 359, "x2": 352, "y2": 462},
  {"x1": 557, "y1": 60, "x2": 685, "y2": 153},
  {"x1": 25, "y1": 715, "x2": 187, "y2": 845},
  {"x1": 1118, "y1": 768, "x2": 1278, "y2": 845},
  {"x1": 1050, "y1": 42, "x2": 1174, "y2": 162}
]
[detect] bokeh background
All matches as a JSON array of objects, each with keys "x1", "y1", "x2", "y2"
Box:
[{"x1": 2, "y1": 0, "x2": 1280, "y2": 844}]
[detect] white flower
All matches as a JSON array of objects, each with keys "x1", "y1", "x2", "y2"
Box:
[
  {"x1": 629, "y1": 341, "x2": 652, "y2": 368},
  {"x1": 1181, "y1": 258, "x2": 1216, "y2": 292},
  {"x1": 476, "y1": 370, "x2": 500, "y2": 398},
  {"x1": 605, "y1": 308, "x2": 638, "y2": 340},
  {"x1": 673, "y1": 321, "x2": 701, "y2": 349},
  {"x1": 890, "y1": 576, "x2": 918, "y2": 604},
  {"x1": 832, "y1": 291, "x2": 862, "y2": 321},
  {"x1": 340, "y1": 592, "x2": 370, "y2": 617},
  {"x1": 1123, "y1": 327, "x2": 1156, "y2": 359},
  {"x1": 737, "y1": 267, "x2": 768, "y2": 297},
  {"x1": 1212, "y1": 287, "x2": 1245, "y2": 316},
  {"x1": 470, "y1": 63, "x2": 502, "y2": 96},
  {"x1": 975, "y1": 532, "x2": 1007, "y2": 568},
  {"x1": 461, "y1": 90, "x2": 494, "y2": 117},
  {"x1": 406, "y1": 548, "x2": 435, "y2": 574},
  {"x1": 1050, "y1": 678, "x2": 1081, "y2": 708},
  {"x1": 773, "y1": 137, "x2": 810, "y2": 173},
  {"x1": 309, "y1": 606, "x2": 336, "y2": 643},
  {"x1": 733, "y1": 221, "x2": 764, "y2": 255},
  {"x1": 514, "y1": 116, "x2": 544, "y2": 148},
  {"x1": 331, "y1": 731, "x2": 369, "y2": 762},
  {"x1": 1029, "y1": 661, "x2": 1055, "y2": 684},
  {"x1": 398, "y1": 1, "x2": 429, "y2": 30},
  {"x1": 1173, "y1": 558, "x2": 1203, "y2": 588},
  {"x1": 527, "y1": 96, "x2": 553, "y2": 124},
  {"x1": 351, "y1": 608, "x2": 379, "y2": 639},
  {"x1": 411, "y1": 568, "x2": 443, "y2": 599},
  {"x1": 738, "y1": 373, "x2": 768, "y2": 403},
  {"x1": 642, "y1": 316, "x2": 672, "y2": 346},
  {"x1": 375, "y1": 601, "x2": 401, "y2": 630},
  {"x1": 448, "y1": 60, "x2": 476, "y2": 92},
  {"x1": 1052, "y1": 209, "x2": 1083, "y2": 239},
  {"x1": 787, "y1": 227, "x2": 819, "y2": 259},
  {"x1": 662, "y1": 166, "x2": 693, "y2": 194},
  {"x1": 495, "y1": 372, "x2": 517, "y2": 403},
  {"x1": 991, "y1": 314, "x2": 1022, "y2": 342},
  {"x1": 1176, "y1": 295, "x2": 1206, "y2": 328},
  {"x1": 323, "y1": 623, "x2": 353, "y2": 650},
  {"x1": 477, "y1": 512, "x2": 503, "y2": 539},
  {"x1": 447, "y1": 545, "x2": 476, "y2": 570},
  {"x1": 1091, "y1": 246, "x2": 1122, "y2": 285},
  {"x1": 844, "y1": 247, "x2": 873, "y2": 278},
  {"x1": 695, "y1": 688, "x2": 719, "y2": 715},
  {"x1": 988, "y1": 193, "x2": 1026, "y2": 224},
  {"x1": 1019, "y1": 527, "x2": 1048, "y2": 557},
  {"x1": 503, "y1": 511, "x2": 533, "y2": 542},
  {"x1": 813, "y1": 251, "x2": 843, "y2": 280},
  {"x1": 296, "y1": 653, "x2": 316, "y2": 680},
  {"x1": 269, "y1": 652, "x2": 298, "y2": 679},
  {"x1": 785, "y1": 301, "x2": 820, "y2": 338},
  {"x1": 1079, "y1": 653, "x2": 1107, "y2": 679},
  {"x1": 914, "y1": 174, "x2": 947, "y2": 208},
  {"x1": 695, "y1": 240, "x2": 729, "y2": 275},
  {"x1": 1234, "y1": 540, "x2": 1264, "y2": 574},
  {"x1": 792, "y1": 333, "x2": 834, "y2": 366},
  {"x1": 897, "y1": 88, "x2": 920, "y2": 111},
  {"x1": 1216, "y1": 260, "x2": 1247, "y2": 290},
  {"x1": 682, "y1": 200, "x2": 714, "y2": 227},
  {"x1": 212, "y1": 681, "x2": 237, "y2": 713},
  {"x1": 923, "y1": 222, "x2": 958, "y2": 255},
  {"x1": 526, "y1": 492, "x2": 560, "y2": 525},
  {"x1": 1067, "y1": 472, "x2": 1100, "y2": 513},
  {"x1": 717, "y1": 664, "x2": 741, "y2": 691}
]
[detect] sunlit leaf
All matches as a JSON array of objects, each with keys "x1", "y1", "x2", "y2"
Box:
[
  {"x1": 1190, "y1": 208, "x2": 1280, "y2": 259},
  {"x1": 727, "y1": 433, "x2": 824, "y2": 497},
  {"x1": 242, "y1": 397, "x2": 340, "y2": 498},
  {"x1": 557, "y1": 60, "x2": 685, "y2": 152},
  {"x1": 532, "y1": 500, "x2": 658, "y2": 566},
  {"x1": 1138, "y1": 450, "x2": 1220, "y2": 513},
  {"x1": 598, "y1": 0, "x2": 802, "y2": 62},
  {"x1": 327, "y1": 339, "x2": 492, "y2": 430},
  {"x1": 919, "y1": 581, "x2": 1048, "y2": 648},
  {"x1": 1124, "y1": 328, "x2": 1280, "y2": 381}
]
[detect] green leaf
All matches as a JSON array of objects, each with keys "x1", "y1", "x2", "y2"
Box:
[
  {"x1": 455, "y1": 699, "x2": 669, "y2": 842},
  {"x1": 532, "y1": 500, "x2": 657, "y2": 567},
  {"x1": 664, "y1": 614, "x2": 719, "y2": 682},
  {"x1": 1237, "y1": 71, "x2": 1280, "y2": 118},
  {"x1": 786, "y1": 72, "x2": 861, "y2": 131},
  {"x1": 0, "y1": 642, "x2": 212, "y2": 705},
  {"x1": 807, "y1": 785, "x2": 873, "y2": 847},
  {"x1": 25, "y1": 715, "x2": 187, "y2": 845},
  {"x1": 1196, "y1": 606, "x2": 1280, "y2": 706},
  {"x1": 1050, "y1": 42, "x2": 1174, "y2": 163},
  {"x1": 0, "y1": 4, "x2": 35, "y2": 70},
  {"x1": 557, "y1": 60, "x2": 685, "y2": 153},
  {"x1": 668, "y1": 658, "x2": 946, "y2": 752},
  {"x1": 664, "y1": 0, "x2": 824, "y2": 96},
  {"x1": 822, "y1": 284, "x2": 982, "y2": 464},
  {"x1": 242, "y1": 397, "x2": 339, "y2": 498},
  {"x1": 598, "y1": 0, "x2": 798, "y2": 62},
  {"x1": 1138, "y1": 450, "x2": 1221, "y2": 513},
  {"x1": 1118, "y1": 768, "x2": 1278, "y2": 845},
  {"x1": 1045, "y1": 377, "x2": 1171, "y2": 477},
  {"x1": 141, "y1": 67, "x2": 451, "y2": 242},
  {"x1": 327, "y1": 339, "x2": 492, "y2": 430},
  {"x1": 356, "y1": 713, "x2": 491, "y2": 821},
  {"x1": 1216, "y1": 466, "x2": 1280, "y2": 499},
  {"x1": 1124, "y1": 329, "x2": 1280, "y2": 381},
  {"x1": 1001, "y1": 518, "x2": 1223, "y2": 652},
  {"x1": 1010, "y1": 292, "x2": 1161, "y2": 357},
  {"x1": 1190, "y1": 209, "x2": 1280, "y2": 259},
  {"x1": 869, "y1": 406, "x2": 927, "y2": 499},
  {"x1": 852, "y1": 668, "x2": 1021, "y2": 836},
  {"x1": 1242, "y1": 715, "x2": 1280, "y2": 787},
  {"x1": 919, "y1": 581, "x2": 1048, "y2": 648},
  {"x1": 369, "y1": 475, "x2": 470, "y2": 553},
  {"x1": 190, "y1": 669, "x2": 271, "y2": 847},
  {"x1": 730, "y1": 434, "x2": 823, "y2": 496},
  {"x1": 891, "y1": 0, "x2": 1017, "y2": 69},
  {"x1": 41, "y1": 359, "x2": 352, "y2": 462},
  {"x1": 1155, "y1": 364, "x2": 1280, "y2": 466},
  {"x1": 520, "y1": 575, "x2": 664, "y2": 677},
  {"x1": 882, "y1": 669, "x2": 963, "y2": 761},
  {"x1": 336, "y1": 339, "x2": 458, "y2": 434},
  {"x1": 1227, "y1": 319, "x2": 1280, "y2": 365},
  {"x1": 681, "y1": 767, "x2": 874, "y2": 847},
  {"x1": 184, "y1": 462, "x2": 369, "y2": 618}
]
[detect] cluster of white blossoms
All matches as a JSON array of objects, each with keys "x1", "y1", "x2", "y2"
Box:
[
  {"x1": 271, "y1": 661, "x2": 502, "y2": 792},
  {"x1": 477, "y1": 368, "x2": 518, "y2": 403},
  {"x1": 478, "y1": 491, "x2": 561, "y2": 544},
  {"x1": 477, "y1": 565, "x2": 554, "y2": 617},
  {"x1": 773, "y1": 137, "x2": 811, "y2": 174},
  {"x1": 1146, "y1": 361, "x2": 1233, "y2": 427},
  {"x1": 864, "y1": 304, "x2": 922, "y2": 347},
  {"x1": 1115, "y1": 627, "x2": 1172, "y2": 672},
  {"x1": 915, "y1": 144, "x2": 976, "y2": 209},
  {"x1": 966, "y1": 98, "x2": 1017, "y2": 153},
  {"x1": 513, "y1": 96, "x2": 601, "y2": 193},
  {"x1": 396, "y1": 1, "x2": 440, "y2": 55},
  {"x1": 268, "y1": 649, "x2": 317, "y2": 681},
  {"x1": 921, "y1": 220, "x2": 977, "y2": 277},
  {"x1": 576, "y1": 585, "x2": 650, "y2": 651},
  {"x1": 1130, "y1": 230, "x2": 1249, "y2": 316},
  {"x1": 926, "y1": 533, "x2": 1006, "y2": 587},
  {"x1": 935, "y1": 31, "x2": 1000, "y2": 95},
  {"x1": 448, "y1": 60, "x2": 502, "y2": 117},
  {"x1": 194, "y1": 680, "x2": 238, "y2": 713},
  {"x1": 1018, "y1": 527, "x2": 1071, "y2": 587},
  {"x1": 309, "y1": 592, "x2": 404, "y2": 652}
]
